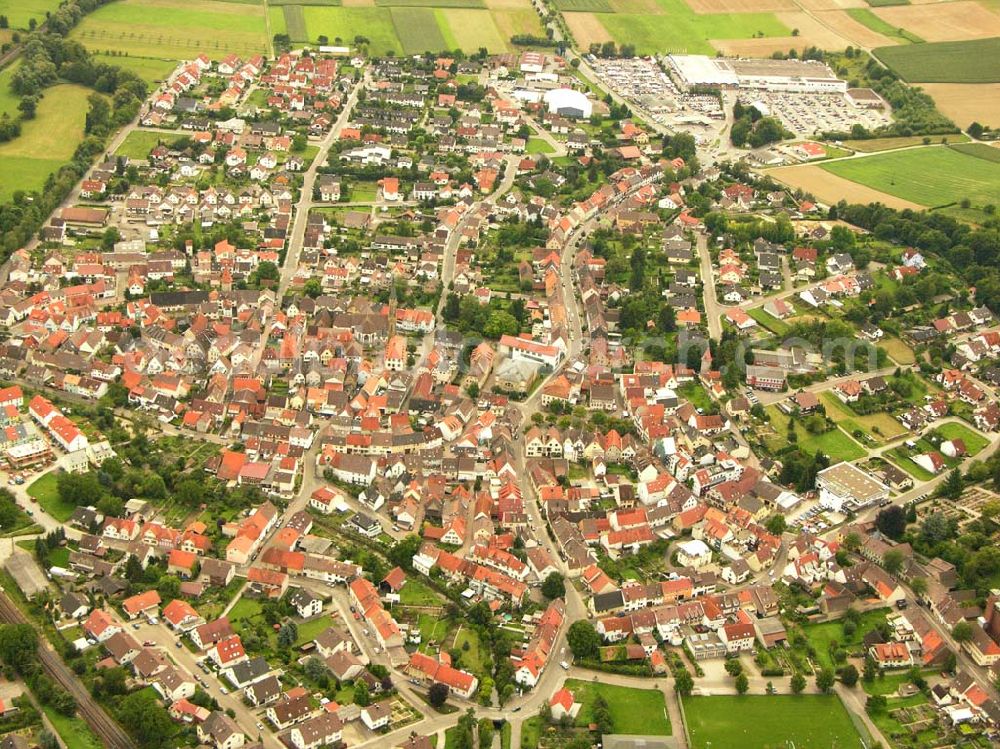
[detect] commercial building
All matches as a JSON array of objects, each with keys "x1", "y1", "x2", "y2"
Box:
[
  {"x1": 667, "y1": 55, "x2": 846, "y2": 94},
  {"x1": 816, "y1": 462, "x2": 889, "y2": 513}
]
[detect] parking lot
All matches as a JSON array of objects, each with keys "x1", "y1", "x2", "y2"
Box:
[{"x1": 740, "y1": 91, "x2": 891, "y2": 137}]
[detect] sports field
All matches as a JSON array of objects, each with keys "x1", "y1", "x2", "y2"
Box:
[
  {"x1": 684, "y1": 695, "x2": 866, "y2": 749},
  {"x1": 821, "y1": 146, "x2": 1000, "y2": 208},
  {"x1": 876, "y1": 37, "x2": 1000, "y2": 83},
  {"x1": 71, "y1": 0, "x2": 271, "y2": 59},
  {"x1": 0, "y1": 0, "x2": 61, "y2": 29},
  {"x1": 289, "y1": 1, "x2": 539, "y2": 51},
  {"x1": 0, "y1": 84, "x2": 92, "y2": 202}
]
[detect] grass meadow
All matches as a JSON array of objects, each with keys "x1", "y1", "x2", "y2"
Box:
[
  {"x1": 564, "y1": 678, "x2": 671, "y2": 735},
  {"x1": 684, "y1": 695, "x2": 865, "y2": 749}
]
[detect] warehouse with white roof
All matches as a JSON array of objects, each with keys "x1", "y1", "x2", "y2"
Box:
[{"x1": 543, "y1": 88, "x2": 593, "y2": 119}]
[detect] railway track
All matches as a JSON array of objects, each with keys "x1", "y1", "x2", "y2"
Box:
[{"x1": 0, "y1": 592, "x2": 136, "y2": 749}]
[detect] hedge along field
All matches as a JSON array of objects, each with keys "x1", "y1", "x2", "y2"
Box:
[
  {"x1": 391, "y1": 6, "x2": 449, "y2": 53},
  {"x1": 0, "y1": 84, "x2": 93, "y2": 201},
  {"x1": 821, "y1": 146, "x2": 1000, "y2": 208},
  {"x1": 71, "y1": 0, "x2": 271, "y2": 59},
  {"x1": 875, "y1": 37, "x2": 1000, "y2": 82}
]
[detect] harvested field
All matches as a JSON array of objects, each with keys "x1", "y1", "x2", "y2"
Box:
[
  {"x1": 920, "y1": 83, "x2": 1000, "y2": 128},
  {"x1": 341, "y1": 0, "x2": 376, "y2": 5},
  {"x1": 564, "y1": 12, "x2": 614, "y2": 44},
  {"x1": 768, "y1": 163, "x2": 924, "y2": 210},
  {"x1": 685, "y1": 0, "x2": 795, "y2": 13},
  {"x1": 873, "y1": 2, "x2": 1000, "y2": 41},
  {"x1": 816, "y1": 8, "x2": 900, "y2": 47},
  {"x1": 776, "y1": 11, "x2": 853, "y2": 46},
  {"x1": 711, "y1": 36, "x2": 805, "y2": 55},
  {"x1": 484, "y1": 0, "x2": 531, "y2": 7},
  {"x1": 492, "y1": 7, "x2": 545, "y2": 37}
]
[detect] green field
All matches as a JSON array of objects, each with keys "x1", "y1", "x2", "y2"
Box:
[
  {"x1": 846, "y1": 8, "x2": 922, "y2": 44},
  {"x1": 876, "y1": 38, "x2": 1000, "y2": 83},
  {"x1": 564, "y1": 679, "x2": 671, "y2": 735},
  {"x1": 844, "y1": 134, "x2": 968, "y2": 152},
  {"x1": 92, "y1": 54, "x2": 178, "y2": 85},
  {"x1": 800, "y1": 608, "x2": 889, "y2": 671},
  {"x1": 72, "y1": 0, "x2": 270, "y2": 59},
  {"x1": 393, "y1": 7, "x2": 449, "y2": 54},
  {"x1": 822, "y1": 146, "x2": 1000, "y2": 208},
  {"x1": 377, "y1": 0, "x2": 484, "y2": 6},
  {"x1": 27, "y1": 473, "x2": 76, "y2": 522},
  {"x1": 554, "y1": 0, "x2": 612, "y2": 10},
  {"x1": 570, "y1": 0, "x2": 789, "y2": 55},
  {"x1": 820, "y1": 392, "x2": 907, "y2": 444},
  {"x1": 866, "y1": 0, "x2": 909, "y2": 5},
  {"x1": 0, "y1": 0, "x2": 62, "y2": 29},
  {"x1": 43, "y1": 707, "x2": 103, "y2": 749},
  {"x1": 283, "y1": 4, "x2": 308, "y2": 40},
  {"x1": 0, "y1": 62, "x2": 22, "y2": 120},
  {"x1": 301, "y1": 6, "x2": 403, "y2": 53},
  {"x1": 526, "y1": 137, "x2": 555, "y2": 155},
  {"x1": 684, "y1": 695, "x2": 865, "y2": 749},
  {"x1": 0, "y1": 84, "x2": 92, "y2": 202},
  {"x1": 747, "y1": 307, "x2": 791, "y2": 335},
  {"x1": 949, "y1": 142, "x2": 1000, "y2": 163}
]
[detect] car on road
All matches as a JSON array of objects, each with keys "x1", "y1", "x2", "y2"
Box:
[
  {"x1": 256, "y1": 722, "x2": 265, "y2": 731},
  {"x1": 560, "y1": 661, "x2": 570, "y2": 670},
  {"x1": 143, "y1": 640, "x2": 155, "y2": 647},
  {"x1": 175, "y1": 641, "x2": 182, "y2": 648},
  {"x1": 219, "y1": 687, "x2": 228, "y2": 695},
  {"x1": 131, "y1": 623, "x2": 141, "y2": 630}
]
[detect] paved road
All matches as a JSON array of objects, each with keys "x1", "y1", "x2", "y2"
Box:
[
  {"x1": 696, "y1": 232, "x2": 722, "y2": 341},
  {"x1": 279, "y1": 74, "x2": 366, "y2": 297}
]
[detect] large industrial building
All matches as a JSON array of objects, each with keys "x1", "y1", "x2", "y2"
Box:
[
  {"x1": 543, "y1": 88, "x2": 593, "y2": 119},
  {"x1": 667, "y1": 55, "x2": 847, "y2": 94}
]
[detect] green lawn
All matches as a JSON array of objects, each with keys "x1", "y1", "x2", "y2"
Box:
[
  {"x1": 591, "y1": 0, "x2": 789, "y2": 55},
  {"x1": 28, "y1": 473, "x2": 77, "y2": 523},
  {"x1": 765, "y1": 405, "x2": 866, "y2": 462},
  {"x1": 295, "y1": 614, "x2": 334, "y2": 646},
  {"x1": 116, "y1": 130, "x2": 172, "y2": 160},
  {"x1": 887, "y1": 447, "x2": 935, "y2": 481},
  {"x1": 934, "y1": 421, "x2": 989, "y2": 456},
  {"x1": 398, "y1": 578, "x2": 443, "y2": 606},
  {"x1": 526, "y1": 137, "x2": 556, "y2": 155},
  {"x1": 747, "y1": 307, "x2": 791, "y2": 335},
  {"x1": 564, "y1": 678, "x2": 671, "y2": 735},
  {"x1": 820, "y1": 392, "x2": 907, "y2": 444},
  {"x1": 799, "y1": 609, "x2": 888, "y2": 671},
  {"x1": 875, "y1": 37, "x2": 1000, "y2": 83},
  {"x1": 843, "y1": 134, "x2": 968, "y2": 152},
  {"x1": 684, "y1": 695, "x2": 865, "y2": 749},
  {"x1": 822, "y1": 146, "x2": 1000, "y2": 209},
  {"x1": 0, "y1": 84, "x2": 93, "y2": 202},
  {"x1": 452, "y1": 627, "x2": 485, "y2": 674}
]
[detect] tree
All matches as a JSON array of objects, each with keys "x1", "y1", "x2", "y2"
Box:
[
  {"x1": 882, "y1": 549, "x2": 905, "y2": 576},
  {"x1": 566, "y1": 620, "x2": 601, "y2": 660},
  {"x1": 387, "y1": 534, "x2": 422, "y2": 571},
  {"x1": 790, "y1": 672, "x2": 806, "y2": 694},
  {"x1": 354, "y1": 679, "x2": 371, "y2": 706},
  {"x1": 952, "y1": 620, "x2": 973, "y2": 643},
  {"x1": 764, "y1": 514, "x2": 787, "y2": 535},
  {"x1": 840, "y1": 664, "x2": 859, "y2": 687},
  {"x1": 277, "y1": 621, "x2": 298, "y2": 649},
  {"x1": 875, "y1": 505, "x2": 907, "y2": 540},
  {"x1": 0, "y1": 624, "x2": 37, "y2": 674},
  {"x1": 816, "y1": 668, "x2": 835, "y2": 693},
  {"x1": 674, "y1": 667, "x2": 694, "y2": 697},
  {"x1": 939, "y1": 468, "x2": 963, "y2": 500},
  {"x1": 428, "y1": 682, "x2": 449, "y2": 708},
  {"x1": 117, "y1": 690, "x2": 174, "y2": 749},
  {"x1": 910, "y1": 576, "x2": 928, "y2": 598},
  {"x1": 724, "y1": 658, "x2": 743, "y2": 677},
  {"x1": 541, "y1": 572, "x2": 565, "y2": 600},
  {"x1": 735, "y1": 673, "x2": 749, "y2": 694}
]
